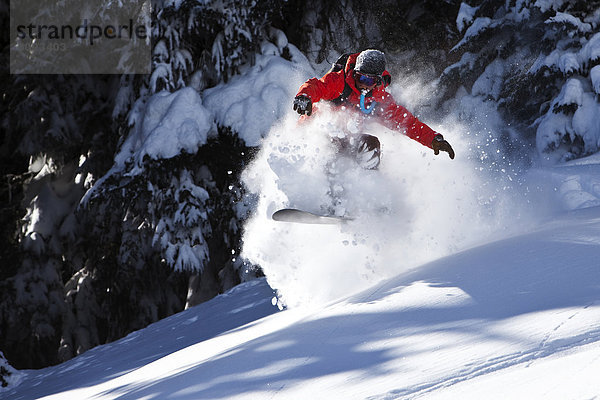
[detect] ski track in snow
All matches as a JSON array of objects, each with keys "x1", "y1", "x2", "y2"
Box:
[{"x1": 368, "y1": 309, "x2": 600, "y2": 400}]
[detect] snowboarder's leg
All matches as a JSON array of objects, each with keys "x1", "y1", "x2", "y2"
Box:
[
  {"x1": 331, "y1": 134, "x2": 381, "y2": 170},
  {"x1": 355, "y1": 134, "x2": 381, "y2": 170}
]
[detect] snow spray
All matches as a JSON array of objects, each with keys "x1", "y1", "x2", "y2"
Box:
[{"x1": 241, "y1": 93, "x2": 547, "y2": 308}]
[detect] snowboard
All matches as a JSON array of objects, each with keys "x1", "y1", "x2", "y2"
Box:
[{"x1": 271, "y1": 208, "x2": 352, "y2": 225}]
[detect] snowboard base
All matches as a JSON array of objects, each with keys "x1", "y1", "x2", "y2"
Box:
[{"x1": 271, "y1": 208, "x2": 352, "y2": 225}]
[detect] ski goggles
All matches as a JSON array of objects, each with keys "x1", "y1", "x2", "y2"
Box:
[{"x1": 354, "y1": 71, "x2": 381, "y2": 87}]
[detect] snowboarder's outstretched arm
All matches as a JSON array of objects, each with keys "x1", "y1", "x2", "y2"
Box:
[
  {"x1": 379, "y1": 95, "x2": 455, "y2": 159},
  {"x1": 293, "y1": 71, "x2": 347, "y2": 115}
]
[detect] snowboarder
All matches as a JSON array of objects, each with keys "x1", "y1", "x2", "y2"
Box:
[{"x1": 293, "y1": 49, "x2": 455, "y2": 169}]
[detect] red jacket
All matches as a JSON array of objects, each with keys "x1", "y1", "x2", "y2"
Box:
[{"x1": 296, "y1": 53, "x2": 437, "y2": 149}]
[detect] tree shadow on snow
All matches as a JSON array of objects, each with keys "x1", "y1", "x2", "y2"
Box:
[
  {"x1": 104, "y1": 211, "x2": 600, "y2": 399},
  {"x1": 3, "y1": 280, "x2": 279, "y2": 400}
]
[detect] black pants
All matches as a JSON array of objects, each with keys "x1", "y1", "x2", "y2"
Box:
[{"x1": 332, "y1": 134, "x2": 381, "y2": 170}]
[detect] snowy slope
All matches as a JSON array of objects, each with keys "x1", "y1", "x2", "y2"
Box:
[
  {"x1": 3, "y1": 200, "x2": 600, "y2": 399},
  {"x1": 2, "y1": 279, "x2": 279, "y2": 399}
]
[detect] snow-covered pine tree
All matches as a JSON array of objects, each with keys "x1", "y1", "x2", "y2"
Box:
[
  {"x1": 283, "y1": 0, "x2": 384, "y2": 70},
  {"x1": 439, "y1": 0, "x2": 600, "y2": 164},
  {"x1": 0, "y1": 350, "x2": 20, "y2": 388},
  {"x1": 0, "y1": 71, "x2": 120, "y2": 367},
  {"x1": 66, "y1": 0, "x2": 279, "y2": 362},
  {"x1": 1, "y1": 0, "x2": 280, "y2": 370},
  {"x1": 0, "y1": 0, "x2": 154, "y2": 368},
  {"x1": 283, "y1": 0, "x2": 461, "y2": 79}
]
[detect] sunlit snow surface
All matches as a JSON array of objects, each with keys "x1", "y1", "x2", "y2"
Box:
[{"x1": 3, "y1": 204, "x2": 600, "y2": 399}]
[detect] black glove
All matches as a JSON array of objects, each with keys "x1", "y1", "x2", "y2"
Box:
[
  {"x1": 431, "y1": 134, "x2": 455, "y2": 159},
  {"x1": 293, "y1": 95, "x2": 312, "y2": 116}
]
